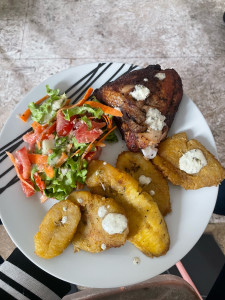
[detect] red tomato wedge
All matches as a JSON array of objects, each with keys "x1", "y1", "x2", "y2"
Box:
[
  {"x1": 6, "y1": 152, "x2": 35, "y2": 197},
  {"x1": 21, "y1": 180, "x2": 35, "y2": 197},
  {"x1": 74, "y1": 121, "x2": 105, "y2": 143},
  {"x1": 23, "y1": 122, "x2": 47, "y2": 149},
  {"x1": 56, "y1": 111, "x2": 76, "y2": 136},
  {"x1": 16, "y1": 147, "x2": 31, "y2": 180},
  {"x1": 33, "y1": 173, "x2": 45, "y2": 192}
]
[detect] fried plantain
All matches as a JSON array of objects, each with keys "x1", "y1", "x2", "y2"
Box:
[
  {"x1": 152, "y1": 132, "x2": 225, "y2": 189},
  {"x1": 116, "y1": 151, "x2": 171, "y2": 216},
  {"x1": 67, "y1": 191, "x2": 128, "y2": 253},
  {"x1": 34, "y1": 200, "x2": 81, "y2": 259},
  {"x1": 86, "y1": 160, "x2": 170, "y2": 257}
]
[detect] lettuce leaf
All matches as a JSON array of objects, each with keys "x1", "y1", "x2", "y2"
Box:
[
  {"x1": 63, "y1": 105, "x2": 103, "y2": 121},
  {"x1": 28, "y1": 85, "x2": 66, "y2": 124}
]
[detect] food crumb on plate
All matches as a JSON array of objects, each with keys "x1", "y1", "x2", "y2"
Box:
[{"x1": 133, "y1": 257, "x2": 141, "y2": 265}]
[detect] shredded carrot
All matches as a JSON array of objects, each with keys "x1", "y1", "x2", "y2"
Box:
[
  {"x1": 95, "y1": 126, "x2": 117, "y2": 146},
  {"x1": 75, "y1": 87, "x2": 93, "y2": 106},
  {"x1": 28, "y1": 154, "x2": 48, "y2": 165},
  {"x1": 55, "y1": 152, "x2": 68, "y2": 168},
  {"x1": 85, "y1": 101, "x2": 123, "y2": 117},
  {"x1": 31, "y1": 121, "x2": 48, "y2": 131},
  {"x1": 71, "y1": 148, "x2": 81, "y2": 158},
  {"x1": 6, "y1": 152, "x2": 35, "y2": 190},
  {"x1": 61, "y1": 88, "x2": 94, "y2": 111},
  {"x1": 20, "y1": 95, "x2": 49, "y2": 123},
  {"x1": 103, "y1": 115, "x2": 113, "y2": 130},
  {"x1": 40, "y1": 193, "x2": 48, "y2": 203},
  {"x1": 81, "y1": 142, "x2": 94, "y2": 159},
  {"x1": 38, "y1": 121, "x2": 56, "y2": 141},
  {"x1": 43, "y1": 165, "x2": 54, "y2": 179}
]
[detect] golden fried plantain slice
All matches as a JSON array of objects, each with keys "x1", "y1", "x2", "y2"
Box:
[
  {"x1": 86, "y1": 161, "x2": 170, "y2": 257},
  {"x1": 67, "y1": 191, "x2": 128, "y2": 253},
  {"x1": 116, "y1": 151, "x2": 171, "y2": 216},
  {"x1": 34, "y1": 200, "x2": 81, "y2": 259},
  {"x1": 152, "y1": 132, "x2": 225, "y2": 189}
]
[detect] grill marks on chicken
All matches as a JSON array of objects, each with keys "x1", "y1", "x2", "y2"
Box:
[{"x1": 94, "y1": 65, "x2": 183, "y2": 156}]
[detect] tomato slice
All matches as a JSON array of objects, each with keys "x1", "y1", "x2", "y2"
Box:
[
  {"x1": 16, "y1": 147, "x2": 31, "y2": 179},
  {"x1": 33, "y1": 172, "x2": 45, "y2": 192},
  {"x1": 14, "y1": 157, "x2": 34, "y2": 197},
  {"x1": 74, "y1": 121, "x2": 105, "y2": 143},
  {"x1": 21, "y1": 180, "x2": 35, "y2": 197},
  {"x1": 56, "y1": 111, "x2": 76, "y2": 136}
]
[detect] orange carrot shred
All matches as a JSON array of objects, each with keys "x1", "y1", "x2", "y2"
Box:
[
  {"x1": 75, "y1": 87, "x2": 93, "y2": 106},
  {"x1": 85, "y1": 101, "x2": 123, "y2": 117},
  {"x1": 55, "y1": 152, "x2": 68, "y2": 168},
  {"x1": 95, "y1": 126, "x2": 117, "y2": 146},
  {"x1": 81, "y1": 142, "x2": 94, "y2": 159},
  {"x1": 28, "y1": 154, "x2": 48, "y2": 165},
  {"x1": 61, "y1": 88, "x2": 94, "y2": 112},
  {"x1": 40, "y1": 193, "x2": 48, "y2": 203},
  {"x1": 6, "y1": 152, "x2": 35, "y2": 190},
  {"x1": 43, "y1": 165, "x2": 54, "y2": 179},
  {"x1": 20, "y1": 95, "x2": 49, "y2": 123},
  {"x1": 71, "y1": 148, "x2": 81, "y2": 158}
]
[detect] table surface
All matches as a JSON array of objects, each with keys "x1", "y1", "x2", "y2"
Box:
[{"x1": 0, "y1": 0, "x2": 224, "y2": 274}]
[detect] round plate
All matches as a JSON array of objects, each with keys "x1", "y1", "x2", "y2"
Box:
[{"x1": 0, "y1": 62, "x2": 218, "y2": 288}]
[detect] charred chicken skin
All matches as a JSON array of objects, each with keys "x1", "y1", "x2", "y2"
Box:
[{"x1": 94, "y1": 65, "x2": 183, "y2": 158}]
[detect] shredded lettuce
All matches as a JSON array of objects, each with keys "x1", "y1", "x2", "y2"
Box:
[
  {"x1": 28, "y1": 85, "x2": 66, "y2": 124},
  {"x1": 105, "y1": 130, "x2": 118, "y2": 142},
  {"x1": 63, "y1": 105, "x2": 103, "y2": 121},
  {"x1": 81, "y1": 116, "x2": 92, "y2": 130},
  {"x1": 44, "y1": 157, "x2": 88, "y2": 200}
]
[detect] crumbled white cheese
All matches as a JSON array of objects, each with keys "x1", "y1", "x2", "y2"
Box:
[
  {"x1": 129, "y1": 85, "x2": 150, "y2": 101},
  {"x1": 95, "y1": 170, "x2": 100, "y2": 176},
  {"x1": 77, "y1": 198, "x2": 83, "y2": 204},
  {"x1": 150, "y1": 190, "x2": 155, "y2": 196},
  {"x1": 102, "y1": 213, "x2": 128, "y2": 235},
  {"x1": 101, "y1": 243, "x2": 106, "y2": 250},
  {"x1": 61, "y1": 168, "x2": 69, "y2": 176},
  {"x1": 145, "y1": 107, "x2": 166, "y2": 131},
  {"x1": 139, "y1": 175, "x2": 152, "y2": 185},
  {"x1": 48, "y1": 154, "x2": 60, "y2": 166},
  {"x1": 61, "y1": 216, "x2": 67, "y2": 224},
  {"x1": 63, "y1": 206, "x2": 67, "y2": 211},
  {"x1": 42, "y1": 139, "x2": 55, "y2": 155},
  {"x1": 103, "y1": 161, "x2": 107, "y2": 165},
  {"x1": 52, "y1": 98, "x2": 65, "y2": 111},
  {"x1": 107, "y1": 205, "x2": 110, "y2": 209},
  {"x1": 142, "y1": 146, "x2": 158, "y2": 159},
  {"x1": 133, "y1": 257, "x2": 141, "y2": 265},
  {"x1": 155, "y1": 72, "x2": 166, "y2": 80},
  {"x1": 179, "y1": 149, "x2": 207, "y2": 174},
  {"x1": 143, "y1": 78, "x2": 148, "y2": 82},
  {"x1": 114, "y1": 107, "x2": 121, "y2": 112},
  {"x1": 98, "y1": 206, "x2": 107, "y2": 218}
]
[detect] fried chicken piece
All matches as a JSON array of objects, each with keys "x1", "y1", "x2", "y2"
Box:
[
  {"x1": 67, "y1": 191, "x2": 129, "y2": 253},
  {"x1": 94, "y1": 65, "x2": 183, "y2": 158},
  {"x1": 152, "y1": 132, "x2": 225, "y2": 189}
]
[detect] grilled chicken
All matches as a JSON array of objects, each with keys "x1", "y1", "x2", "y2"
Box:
[{"x1": 94, "y1": 65, "x2": 183, "y2": 158}]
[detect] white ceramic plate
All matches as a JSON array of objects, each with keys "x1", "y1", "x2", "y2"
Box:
[{"x1": 0, "y1": 62, "x2": 218, "y2": 288}]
